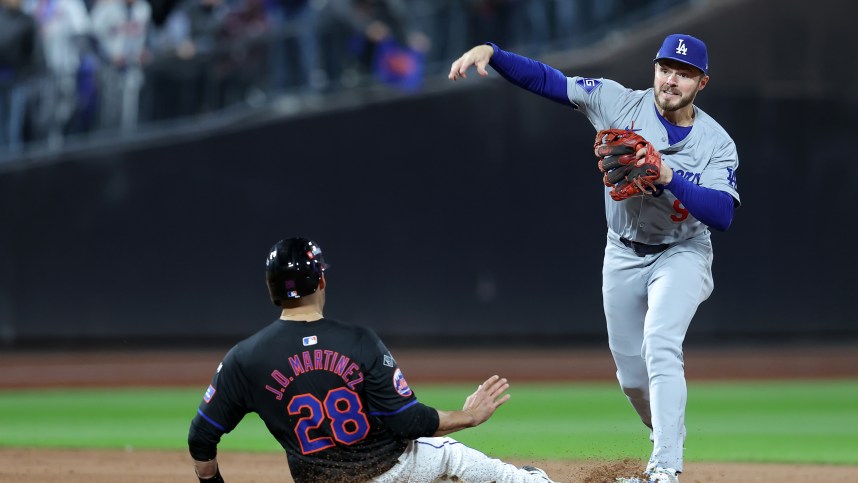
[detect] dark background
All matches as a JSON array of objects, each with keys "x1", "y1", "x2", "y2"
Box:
[{"x1": 1, "y1": 0, "x2": 855, "y2": 348}]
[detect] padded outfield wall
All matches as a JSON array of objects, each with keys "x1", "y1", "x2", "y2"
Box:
[{"x1": 0, "y1": 0, "x2": 855, "y2": 347}]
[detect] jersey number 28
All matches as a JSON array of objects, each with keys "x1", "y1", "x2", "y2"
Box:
[{"x1": 288, "y1": 387, "x2": 370, "y2": 454}]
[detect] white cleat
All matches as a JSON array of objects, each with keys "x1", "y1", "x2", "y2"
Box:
[
  {"x1": 521, "y1": 465, "x2": 553, "y2": 482},
  {"x1": 648, "y1": 467, "x2": 679, "y2": 483},
  {"x1": 615, "y1": 466, "x2": 679, "y2": 483}
]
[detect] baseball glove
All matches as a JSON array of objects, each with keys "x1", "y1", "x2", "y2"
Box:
[{"x1": 594, "y1": 129, "x2": 662, "y2": 201}]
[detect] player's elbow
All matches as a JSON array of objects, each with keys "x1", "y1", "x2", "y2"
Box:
[
  {"x1": 188, "y1": 417, "x2": 221, "y2": 461},
  {"x1": 709, "y1": 218, "x2": 731, "y2": 232},
  {"x1": 379, "y1": 402, "x2": 440, "y2": 440},
  {"x1": 707, "y1": 192, "x2": 735, "y2": 232}
]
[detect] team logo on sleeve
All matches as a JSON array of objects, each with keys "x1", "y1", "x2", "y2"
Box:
[
  {"x1": 392, "y1": 368, "x2": 413, "y2": 397},
  {"x1": 576, "y1": 78, "x2": 602, "y2": 94},
  {"x1": 383, "y1": 354, "x2": 395, "y2": 368},
  {"x1": 204, "y1": 385, "x2": 216, "y2": 403},
  {"x1": 727, "y1": 167, "x2": 738, "y2": 189}
]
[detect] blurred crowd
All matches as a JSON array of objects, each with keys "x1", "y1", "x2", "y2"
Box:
[{"x1": 0, "y1": 0, "x2": 690, "y2": 156}]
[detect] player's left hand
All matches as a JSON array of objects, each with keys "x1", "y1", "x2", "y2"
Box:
[
  {"x1": 461, "y1": 375, "x2": 511, "y2": 426},
  {"x1": 595, "y1": 129, "x2": 665, "y2": 200}
]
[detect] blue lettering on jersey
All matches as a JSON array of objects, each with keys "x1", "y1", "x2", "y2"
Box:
[
  {"x1": 727, "y1": 167, "x2": 738, "y2": 189},
  {"x1": 674, "y1": 169, "x2": 701, "y2": 184},
  {"x1": 576, "y1": 78, "x2": 601, "y2": 94}
]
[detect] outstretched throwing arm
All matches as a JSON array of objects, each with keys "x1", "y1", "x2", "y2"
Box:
[{"x1": 449, "y1": 43, "x2": 572, "y2": 106}]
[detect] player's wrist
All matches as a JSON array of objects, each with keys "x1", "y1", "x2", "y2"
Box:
[
  {"x1": 197, "y1": 467, "x2": 225, "y2": 483},
  {"x1": 660, "y1": 165, "x2": 674, "y2": 186},
  {"x1": 195, "y1": 463, "x2": 225, "y2": 483},
  {"x1": 463, "y1": 407, "x2": 485, "y2": 428}
]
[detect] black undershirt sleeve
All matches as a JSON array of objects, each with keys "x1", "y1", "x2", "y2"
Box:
[
  {"x1": 376, "y1": 401, "x2": 440, "y2": 440},
  {"x1": 188, "y1": 413, "x2": 224, "y2": 461},
  {"x1": 188, "y1": 346, "x2": 250, "y2": 462}
]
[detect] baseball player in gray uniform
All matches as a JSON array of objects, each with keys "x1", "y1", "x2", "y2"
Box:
[{"x1": 449, "y1": 34, "x2": 740, "y2": 483}]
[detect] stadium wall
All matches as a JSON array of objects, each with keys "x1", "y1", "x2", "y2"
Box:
[{"x1": 1, "y1": 0, "x2": 854, "y2": 347}]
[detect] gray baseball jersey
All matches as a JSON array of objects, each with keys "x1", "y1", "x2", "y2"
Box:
[
  {"x1": 563, "y1": 76, "x2": 739, "y2": 474},
  {"x1": 566, "y1": 77, "x2": 740, "y2": 244}
]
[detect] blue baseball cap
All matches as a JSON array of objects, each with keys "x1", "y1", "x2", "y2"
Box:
[{"x1": 653, "y1": 34, "x2": 708, "y2": 74}]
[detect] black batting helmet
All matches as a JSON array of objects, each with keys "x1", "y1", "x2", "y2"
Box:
[{"x1": 265, "y1": 237, "x2": 327, "y2": 306}]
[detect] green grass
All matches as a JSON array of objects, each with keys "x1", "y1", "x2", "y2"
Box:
[{"x1": 1, "y1": 380, "x2": 856, "y2": 465}]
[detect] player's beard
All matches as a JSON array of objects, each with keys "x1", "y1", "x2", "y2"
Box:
[{"x1": 655, "y1": 86, "x2": 696, "y2": 112}]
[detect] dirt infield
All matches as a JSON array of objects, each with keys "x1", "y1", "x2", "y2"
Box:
[
  {"x1": 2, "y1": 345, "x2": 858, "y2": 482},
  {"x1": 2, "y1": 447, "x2": 858, "y2": 483}
]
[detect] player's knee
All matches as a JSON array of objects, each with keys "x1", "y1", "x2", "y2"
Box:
[
  {"x1": 641, "y1": 335, "x2": 684, "y2": 372},
  {"x1": 616, "y1": 367, "x2": 648, "y2": 393},
  {"x1": 622, "y1": 386, "x2": 647, "y2": 401}
]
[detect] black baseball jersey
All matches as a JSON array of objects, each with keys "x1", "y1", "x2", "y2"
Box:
[{"x1": 188, "y1": 318, "x2": 439, "y2": 483}]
